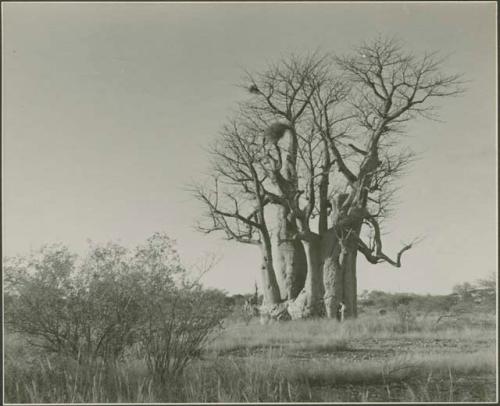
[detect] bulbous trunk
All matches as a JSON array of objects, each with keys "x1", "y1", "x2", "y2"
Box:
[
  {"x1": 322, "y1": 229, "x2": 343, "y2": 318},
  {"x1": 288, "y1": 236, "x2": 324, "y2": 319},
  {"x1": 342, "y1": 245, "x2": 358, "y2": 318},
  {"x1": 322, "y1": 223, "x2": 362, "y2": 319},
  {"x1": 275, "y1": 239, "x2": 307, "y2": 300},
  {"x1": 259, "y1": 238, "x2": 281, "y2": 305},
  {"x1": 341, "y1": 222, "x2": 362, "y2": 318},
  {"x1": 303, "y1": 237, "x2": 324, "y2": 316},
  {"x1": 273, "y1": 206, "x2": 307, "y2": 300}
]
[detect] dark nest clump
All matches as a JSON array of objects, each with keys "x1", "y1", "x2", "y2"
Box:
[{"x1": 263, "y1": 122, "x2": 293, "y2": 144}]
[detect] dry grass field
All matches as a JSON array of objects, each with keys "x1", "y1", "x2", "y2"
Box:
[{"x1": 4, "y1": 307, "x2": 496, "y2": 403}]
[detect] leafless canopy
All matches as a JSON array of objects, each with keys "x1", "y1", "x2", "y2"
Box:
[{"x1": 194, "y1": 38, "x2": 463, "y2": 269}]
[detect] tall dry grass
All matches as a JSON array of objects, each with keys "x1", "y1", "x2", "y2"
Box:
[
  {"x1": 209, "y1": 311, "x2": 496, "y2": 354},
  {"x1": 4, "y1": 311, "x2": 497, "y2": 403},
  {"x1": 5, "y1": 346, "x2": 495, "y2": 403}
]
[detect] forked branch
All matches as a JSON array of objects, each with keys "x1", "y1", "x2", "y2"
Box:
[{"x1": 357, "y1": 215, "x2": 422, "y2": 267}]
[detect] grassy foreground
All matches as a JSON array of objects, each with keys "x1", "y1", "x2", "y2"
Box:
[{"x1": 4, "y1": 311, "x2": 497, "y2": 403}]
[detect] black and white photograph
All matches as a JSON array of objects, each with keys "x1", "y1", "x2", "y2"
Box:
[{"x1": 2, "y1": 1, "x2": 497, "y2": 403}]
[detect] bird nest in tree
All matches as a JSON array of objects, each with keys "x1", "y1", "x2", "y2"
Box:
[{"x1": 263, "y1": 122, "x2": 292, "y2": 143}]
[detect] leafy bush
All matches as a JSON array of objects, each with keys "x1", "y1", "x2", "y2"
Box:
[
  {"x1": 4, "y1": 243, "x2": 141, "y2": 363},
  {"x1": 136, "y1": 285, "x2": 229, "y2": 382},
  {"x1": 130, "y1": 235, "x2": 230, "y2": 381},
  {"x1": 3, "y1": 233, "x2": 230, "y2": 375}
]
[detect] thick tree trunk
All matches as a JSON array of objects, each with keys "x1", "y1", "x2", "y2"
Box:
[
  {"x1": 342, "y1": 244, "x2": 358, "y2": 318},
  {"x1": 321, "y1": 221, "x2": 362, "y2": 319},
  {"x1": 341, "y1": 222, "x2": 362, "y2": 318},
  {"x1": 273, "y1": 206, "x2": 307, "y2": 300},
  {"x1": 322, "y1": 228, "x2": 343, "y2": 318},
  {"x1": 269, "y1": 125, "x2": 308, "y2": 302},
  {"x1": 303, "y1": 237, "x2": 324, "y2": 316},
  {"x1": 259, "y1": 238, "x2": 281, "y2": 305},
  {"x1": 288, "y1": 236, "x2": 324, "y2": 318}
]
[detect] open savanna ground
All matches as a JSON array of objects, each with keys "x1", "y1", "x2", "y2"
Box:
[
  {"x1": 4, "y1": 308, "x2": 496, "y2": 403},
  {"x1": 3, "y1": 2, "x2": 497, "y2": 405}
]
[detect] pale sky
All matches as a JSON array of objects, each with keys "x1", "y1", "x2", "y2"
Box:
[{"x1": 2, "y1": 2, "x2": 497, "y2": 295}]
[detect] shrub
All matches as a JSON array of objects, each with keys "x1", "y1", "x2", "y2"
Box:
[
  {"x1": 135, "y1": 285, "x2": 229, "y2": 383},
  {"x1": 395, "y1": 304, "x2": 417, "y2": 333},
  {"x1": 3, "y1": 233, "x2": 230, "y2": 375},
  {"x1": 128, "y1": 234, "x2": 230, "y2": 381},
  {"x1": 4, "y1": 243, "x2": 141, "y2": 363}
]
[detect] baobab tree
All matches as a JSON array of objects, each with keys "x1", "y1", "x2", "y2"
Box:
[
  {"x1": 316, "y1": 38, "x2": 464, "y2": 317},
  {"x1": 194, "y1": 38, "x2": 463, "y2": 319},
  {"x1": 194, "y1": 121, "x2": 281, "y2": 305},
  {"x1": 238, "y1": 53, "x2": 355, "y2": 317},
  {"x1": 195, "y1": 53, "x2": 353, "y2": 317},
  {"x1": 239, "y1": 53, "x2": 329, "y2": 304}
]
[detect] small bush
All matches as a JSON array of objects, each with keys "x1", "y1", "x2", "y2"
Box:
[
  {"x1": 4, "y1": 243, "x2": 141, "y2": 363},
  {"x1": 3, "y1": 233, "x2": 231, "y2": 379},
  {"x1": 135, "y1": 285, "x2": 230, "y2": 382},
  {"x1": 395, "y1": 304, "x2": 418, "y2": 333}
]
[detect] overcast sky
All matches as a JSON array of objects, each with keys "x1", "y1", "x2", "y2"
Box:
[{"x1": 2, "y1": 2, "x2": 497, "y2": 295}]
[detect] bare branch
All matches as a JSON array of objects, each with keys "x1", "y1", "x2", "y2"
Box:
[
  {"x1": 348, "y1": 143, "x2": 368, "y2": 155},
  {"x1": 358, "y1": 215, "x2": 422, "y2": 267}
]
